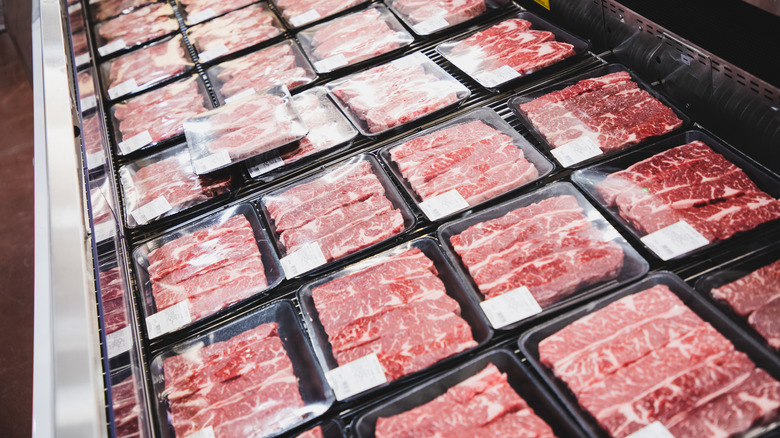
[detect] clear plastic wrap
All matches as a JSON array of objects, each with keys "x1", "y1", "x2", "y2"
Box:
[
  {"x1": 353, "y1": 349, "x2": 587, "y2": 438},
  {"x1": 94, "y1": 3, "x2": 179, "y2": 58},
  {"x1": 297, "y1": 5, "x2": 414, "y2": 74},
  {"x1": 77, "y1": 68, "x2": 97, "y2": 112},
  {"x1": 97, "y1": 257, "x2": 136, "y2": 361},
  {"x1": 111, "y1": 75, "x2": 212, "y2": 156},
  {"x1": 118, "y1": 142, "x2": 234, "y2": 228},
  {"x1": 326, "y1": 52, "x2": 470, "y2": 136},
  {"x1": 572, "y1": 130, "x2": 780, "y2": 261},
  {"x1": 82, "y1": 112, "x2": 109, "y2": 171},
  {"x1": 178, "y1": 0, "x2": 254, "y2": 25},
  {"x1": 149, "y1": 300, "x2": 334, "y2": 438},
  {"x1": 379, "y1": 107, "x2": 553, "y2": 221},
  {"x1": 436, "y1": 12, "x2": 590, "y2": 91},
  {"x1": 295, "y1": 419, "x2": 344, "y2": 438},
  {"x1": 258, "y1": 154, "x2": 416, "y2": 278},
  {"x1": 519, "y1": 272, "x2": 780, "y2": 438},
  {"x1": 109, "y1": 365, "x2": 153, "y2": 438},
  {"x1": 184, "y1": 85, "x2": 308, "y2": 174},
  {"x1": 90, "y1": 175, "x2": 119, "y2": 244},
  {"x1": 270, "y1": 0, "x2": 369, "y2": 28},
  {"x1": 91, "y1": 0, "x2": 157, "y2": 23},
  {"x1": 72, "y1": 31, "x2": 90, "y2": 67},
  {"x1": 508, "y1": 64, "x2": 690, "y2": 168},
  {"x1": 245, "y1": 86, "x2": 358, "y2": 181},
  {"x1": 386, "y1": 0, "x2": 510, "y2": 36},
  {"x1": 188, "y1": 3, "x2": 284, "y2": 64},
  {"x1": 437, "y1": 182, "x2": 649, "y2": 330},
  {"x1": 132, "y1": 204, "x2": 283, "y2": 338},
  {"x1": 298, "y1": 237, "x2": 492, "y2": 400},
  {"x1": 100, "y1": 35, "x2": 193, "y2": 102},
  {"x1": 207, "y1": 39, "x2": 318, "y2": 103}
]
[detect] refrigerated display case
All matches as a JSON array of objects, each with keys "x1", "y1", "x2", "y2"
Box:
[{"x1": 33, "y1": 0, "x2": 780, "y2": 436}]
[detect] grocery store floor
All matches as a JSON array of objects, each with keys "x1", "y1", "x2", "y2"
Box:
[{"x1": 0, "y1": 29, "x2": 35, "y2": 438}]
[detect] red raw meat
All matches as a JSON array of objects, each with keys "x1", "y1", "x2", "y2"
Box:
[
  {"x1": 92, "y1": 0, "x2": 151, "y2": 22},
  {"x1": 190, "y1": 4, "x2": 282, "y2": 54},
  {"x1": 108, "y1": 35, "x2": 189, "y2": 90},
  {"x1": 280, "y1": 90, "x2": 353, "y2": 164},
  {"x1": 392, "y1": 0, "x2": 486, "y2": 26},
  {"x1": 112, "y1": 374, "x2": 143, "y2": 437},
  {"x1": 99, "y1": 267, "x2": 128, "y2": 335},
  {"x1": 181, "y1": 0, "x2": 253, "y2": 20},
  {"x1": 98, "y1": 3, "x2": 178, "y2": 47},
  {"x1": 310, "y1": 8, "x2": 402, "y2": 66},
  {"x1": 217, "y1": 43, "x2": 313, "y2": 97},
  {"x1": 83, "y1": 114, "x2": 103, "y2": 156},
  {"x1": 296, "y1": 426, "x2": 323, "y2": 438},
  {"x1": 275, "y1": 0, "x2": 364, "y2": 24}
]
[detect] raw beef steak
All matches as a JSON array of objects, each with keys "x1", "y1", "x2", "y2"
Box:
[
  {"x1": 190, "y1": 4, "x2": 282, "y2": 56},
  {"x1": 275, "y1": 0, "x2": 364, "y2": 26},
  {"x1": 112, "y1": 374, "x2": 143, "y2": 437},
  {"x1": 391, "y1": 0, "x2": 486, "y2": 27},
  {"x1": 100, "y1": 267, "x2": 129, "y2": 335},
  {"x1": 98, "y1": 3, "x2": 178, "y2": 47},
  {"x1": 107, "y1": 35, "x2": 189, "y2": 92},
  {"x1": 180, "y1": 0, "x2": 253, "y2": 22},
  {"x1": 216, "y1": 43, "x2": 314, "y2": 98}
]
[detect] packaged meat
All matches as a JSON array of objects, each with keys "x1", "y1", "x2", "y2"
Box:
[
  {"x1": 295, "y1": 419, "x2": 344, "y2": 438},
  {"x1": 297, "y1": 5, "x2": 414, "y2": 74},
  {"x1": 89, "y1": 175, "x2": 119, "y2": 244},
  {"x1": 572, "y1": 130, "x2": 780, "y2": 261},
  {"x1": 207, "y1": 39, "x2": 317, "y2": 103},
  {"x1": 110, "y1": 366, "x2": 152, "y2": 438},
  {"x1": 380, "y1": 108, "x2": 553, "y2": 221},
  {"x1": 132, "y1": 204, "x2": 283, "y2": 338},
  {"x1": 97, "y1": 258, "x2": 137, "y2": 360},
  {"x1": 184, "y1": 85, "x2": 308, "y2": 174},
  {"x1": 509, "y1": 64, "x2": 688, "y2": 168},
  {"x1": 95, "y1": 3, "x2": 179, "y2": 57},
  {"x1": 188, "y1": 3, "x2": 284, "y2": 64},
  {"x1": 298, "y1": 238, "x2": 491, "y2": 399},
  {"x1": 327, "y1": 52, "x2": 470, "y2": 136},
  {"x1": 179, "y1": 0, "x2": 254, "y2": 25},
  {"x1": 101, "y1": 35, "x2": 193, "y2": 101},
  {"x1": 258, "y1": 155, "x2": 415, "y2": 278},
  {"x1": 91, "y1": 0, "x2": 156, "y2": 22},
  {"x1": 118, "y1": 143, "x2": 234, "y2": 228},
  {"x1": 245, "y1": 86, "x2": 358, "y2": 182},
  {"x1": 436, "y1": 13, "x2": 589, "y2": 90},
  {"x1": 111, "y1": 76, "x2": 211, "y2": 156},
  {"x1": 387, "y1": 0, "x2": 509, "y2": 36},
  {"x1": 71, "y1": 31, "x2": 89, "y2": 60},
  {"x1": 77, "y1": 69, "x2": 96, "y2": 113},
  {"x1": 354, "y1": 349, "x2": 586, "y2": 438},
  {"x1": 271, "y1": 0, "x2": 368, "y2": 28},
  {"x1": 81, "y1": 112, "x2": 108, "y2": 171},
  {"x1": 149, "y1": 300, "x2": 334, "y2": 438},
  {"x1": 438, "y1": 182, "x2": 648, "y2": 330},
  {"x1": 520, "y1": 272, "x2": 780, "y2": 438}
]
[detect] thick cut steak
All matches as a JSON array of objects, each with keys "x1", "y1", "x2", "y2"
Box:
[
  {"x1": 310, "y1": 8, "x2": 402, "y2": 66},
  {"x1": 392, "y1": 0, "x2": 486, "y2": 26},
  {"x1": 190, "y1": 4, "x2": 282, "y2": 54},
  {"x1": 98, "y1": 3, "x2": 178, "y2": 47},
  {"x1": 108, "y1": 35, "x2": 189, "y2": 90},
  {"x1": 216, "y1": 43, "x2": 313, "y2": 97}
]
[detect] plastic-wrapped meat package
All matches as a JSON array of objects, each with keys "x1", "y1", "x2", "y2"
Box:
[
  {"x1": 100, "y1": 267, "x2": 130, "y2": 335},
  {"x1": 97, "y1": 3, "x2": 179, "y2": 52},
  {"x1": 376, "y1": 363, "x2": 555, "y2": 437},
  {"x1": 83, "y1": 113, "x2": 106, "y2": 170},
  {"x1": 296, "y1": 426, "x2": 323, "y2": 438},
  {"x1": 92, "y1": 0, "x2": 155, "y2": 22},
  {"x1": 119, "y1": 144, "x2": 233, "y2": 227},
  {"x1": 536, "y1": 279, "x2": 780, "y2": 438},
  {"x1": 111, "y1": 372, "x2": 146, "y2": 438},
  {"x1": 91, "y1": 181, "x2": 115, "y2": 226},
  {"x1": 388, "y1": 0, "x2": 487, "y2": 33},
  {"x1": 210, "y1": 40, "x2": 317, "y2": 101},
  {"x1": 273, "y1": 0, "x2": 367, "y2": 27},
  {"x1": 711, "y1": 258, "x2": 780, "y2": 349},
  {"x1": 189, "y1": 4, "x2": 283, "y2": 63},
  {"x1": 69, "y1": 6, "x2": 84, "y2": 32},
  {"x1": 298, "y1": 5, "x2": 413, "y2": 73},
  {"x1": 103, "y1": 35, "x2": 192, "y2": 100},
  {"x1": 72, "y1": 31, "x2": 88, "y2": 56},
  {"x1": 112, "y1": 77, "x2": 209, "y2": 155},
  {"x1": 328, "y1": 53, "x2": 470, "y2": 135},
  {"x1": 180, "y1": 0, "x2": 254, "y2": 24},
  {"x1": 78, "y1": 70, "x2": 95, "y2": 99}
]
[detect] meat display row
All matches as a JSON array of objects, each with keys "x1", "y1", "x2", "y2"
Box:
[
  {"x1": 97, "y1": 3, "x2": 178, "y2": 51},
  {"x1": 189, "y1": 3, "x2": 283, "y2": 62}
]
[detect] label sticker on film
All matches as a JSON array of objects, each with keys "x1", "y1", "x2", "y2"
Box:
[
  {"x1": 551, "y1": 136, "x2": 603, "y2": 167},
  {"x1": 186, "y1": 426, "x2": 216, "y2": 438},
  {"x1": 131, "y1": 196, "x2": 172, "y2": 225},
  {"x1": 146, "y1": 301, "x2": 192, "y2": 339},
  {"x1": 75, "y1": 53, "x2": 91, "y2": 67},
  {"x1": 193, "y1": 151, "x2": 231, "y2": 174},
  {"x1": 412, "y1": 16, "x2": 449, "y2": 34},
  {"x1": 106, "y1": 326, "x2": 132, "y2": 358},
  {"x1": 108, "y1": 78, "x2": 139, "y2": 100},
  {"x1": 118, "y1": 130, "x2": 153, "y2": 155},
  {"x1": 247, "y1": 153, "x2": 284, "y2": 177},
  {"x1": 98, "y1": 38, "x2": 128, "y2": 57},
  {"x1": 94, "y1": 220, "x2": 116, "y2": 242},
  {"x1": 626, "y1": 421, "x2": 675, "y2": 438},
  {"x1": 419, "y1": 189, "x2": 469, "y2": 220},
  {"x1": 280, "y1": 242, "x2": 327, "y2": 279},
  {"x1": 224, "y1": 88, "x2": 256, "y2": 104},
  {"x1": 290, "y1": 9, "x2": 321, "y2": 27},
  {"x1": 188, "y1": 8, "x2": 217, "y2": 23},
  {"x1": 81, "y1": 95, "x2": 97, "y2": 112},
  {"x1": 68, "y1": 3, "x2": 82, "y2": 14},
  {"x1": 641, "y1": 220, "x2": 709, "y2": 260},
  {"x1": 87, "y1": 150, "x2": 106, "y2": 169},
  {"x1": 326, "y1": 353, "x2": 387, "y2": 400},
  {"x1": 475, "y1": 65, "x2": 520, "y2": 87},
  {"x1": 198, "y1": 44, "x2": 229, "y2": 63},
  {"x1": 314, "y1": 54, "x2": 348, "y2": 72},
  {"x1": 480, "y1": 286, "x2": 542, "y2": 328}
]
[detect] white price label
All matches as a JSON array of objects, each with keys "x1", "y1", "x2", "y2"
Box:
[
  {"x1": 118, "y1": 130, "x2": 153, "y2": 155},
  {"x1": 641, "y1": 220, "x2": 709, "y2": 261},
  {"x1": 106, "y1": 326, "x2": 132, "y2": 358},
  {"x1": 87, "y1": 150, "x2": 106, "y2": 169},
  {"x1": 626, "y1": 422, "x2": 675, "y2": 438},
  {"x1": 89, "y1": 0, "x2": 101, "y2": 4},
  {"x1": 480, "y1": 287, "x2": 542, "y2": 329},
  {"x1": 412, "y1": 16, "x2": 449, "y2": 34},
  {"x1": 75, "y1": 53, "x2": 91, "y2": 66},
  {"x1": 94, "y1": 220, "x2": 116, "y2": 242},
  {"x1": 326, "y1": 353, "x2": 387, "y2": 400},
  {"x1": 290, "y1": 9, "x2": 321, "y2": 27},
  {"x1": 131, "y1": 196, "x2": 172, "y2": 224},
  {"x1": 188, "y1": 8, "x2": 216, "y2": 23},
  {"x1": 551, "y1": 136, "x2": 603, "y2": 167},
  {"x1": 475, "y1": 65, "x2": 521, "y2": 87},
  {"x1": 314, "y1": 54, "x2": 348, "y2": 72},
  {"x1": 193, "y1": 151, "x2": 231, "y2": 174},
  {"x1": 80, "y1": 95, "x2": 97, "y2": 112},
  {"x1": 108, "y1": 78, "x2": 139, "y2": 100},
  {"x1": 187, "y1": 426, "x2": 216, "y2": 438},
  {"x1": 280, "y1": 242, "x2": 327, "y2": 279},
  {"x1": 98, "y1": 38, "x2": 127, "y2": 56},
  {"x1": 198, "y1": 44, "x2": 229, "y2": 63},
  {"x1": 248, "y1": 153, "x2": 285, "y2": 177},
  {"x1": 68, "y1": 3, "x2": 81, "y2": 14},
  {"x1": 224, "y1": 88, "x2": 256, "y2": 104},
  {"x1": 419, "y1": 189, "x2": 469, "y2": 220},
  {"x1": 146, "y1": 301, "x2": 192, "y2": 339},
  {"x1": 392, "y1": 52, "x2": 426, "y2": 69}
]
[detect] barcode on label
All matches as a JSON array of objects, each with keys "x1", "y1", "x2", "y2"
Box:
[
  {"x1": 412, "y1": 16, "x2": 449, "y2": 34},
  {"x1": 131, "y1": 196, "x2": 172, "y2": 225},
  {"x1": 118, "y1": 130, "x2": 153, "y2": 155},
  {"x1": 94, "y1": 220, "x2": 116, "y2": 242},
  {"x1": 290, "y1": 9, "x2": 321, "y2": 27},
  {"x1": 108, "y1": 78, "x2": 139, "y2": 100},
  {"x1": 98, "y1": 39, "x2": 127, "y2": 56},
  {"x1": 551, "y1": 136, "x2": 603, "y2": 167},
  {"x1": 626, "y1": 421, "x2": 675, "y2": 438},
  {"x1": 480, "y1": 286, "x2": 542, "y2": 329},
  {"x1": 186, "y1": 426, "x2": 216, "y2": 438},
  {"x1": 188, "y1": 8, "x2": 216, "y2": 23},
  {"x1": 81, "y1": 95, "x2": 97, "y2": 112},
  {"x1": 325, "y1": 353, "x2": 387, "y2": 400},
  {"x1": 314, "y1": 54, "x2": 348, "y2": 72},
  {"x1": 146, "y1": 301, "x2": 191, "y2": 339},
  {"x1": 280, "y1": 242, "x2": 327, "y2": 279},
  {"x1": 87, "y1": 150, "x2": 106, "y2": 169},
  {"x1": 419, "y1": 189, "x2": 469, "y2": 220},
  {"x1": 475, "y1": 65, "x2": 521, "y2": 87},
  {"x1": 198, "y1": 44, "x2": 229, "y2": 63},
  {"x1": 224, "y1": 88, "x2": 256, "y2": 104},
  {"x1": 106, "y1": 326, "x2": 132, "y2": 358},
  {"x1": 641, "y1": 220, "x2": 709, "y2": 260},
  {"x1": 248, "y1": 153, "x2": 284, "y2": 177},
  {"x1": 75, "y1": 53, "x2": 91, "y2": 66},
  {"x1": 193, "y1": 151, "x2": 231, "y2": 174}
]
